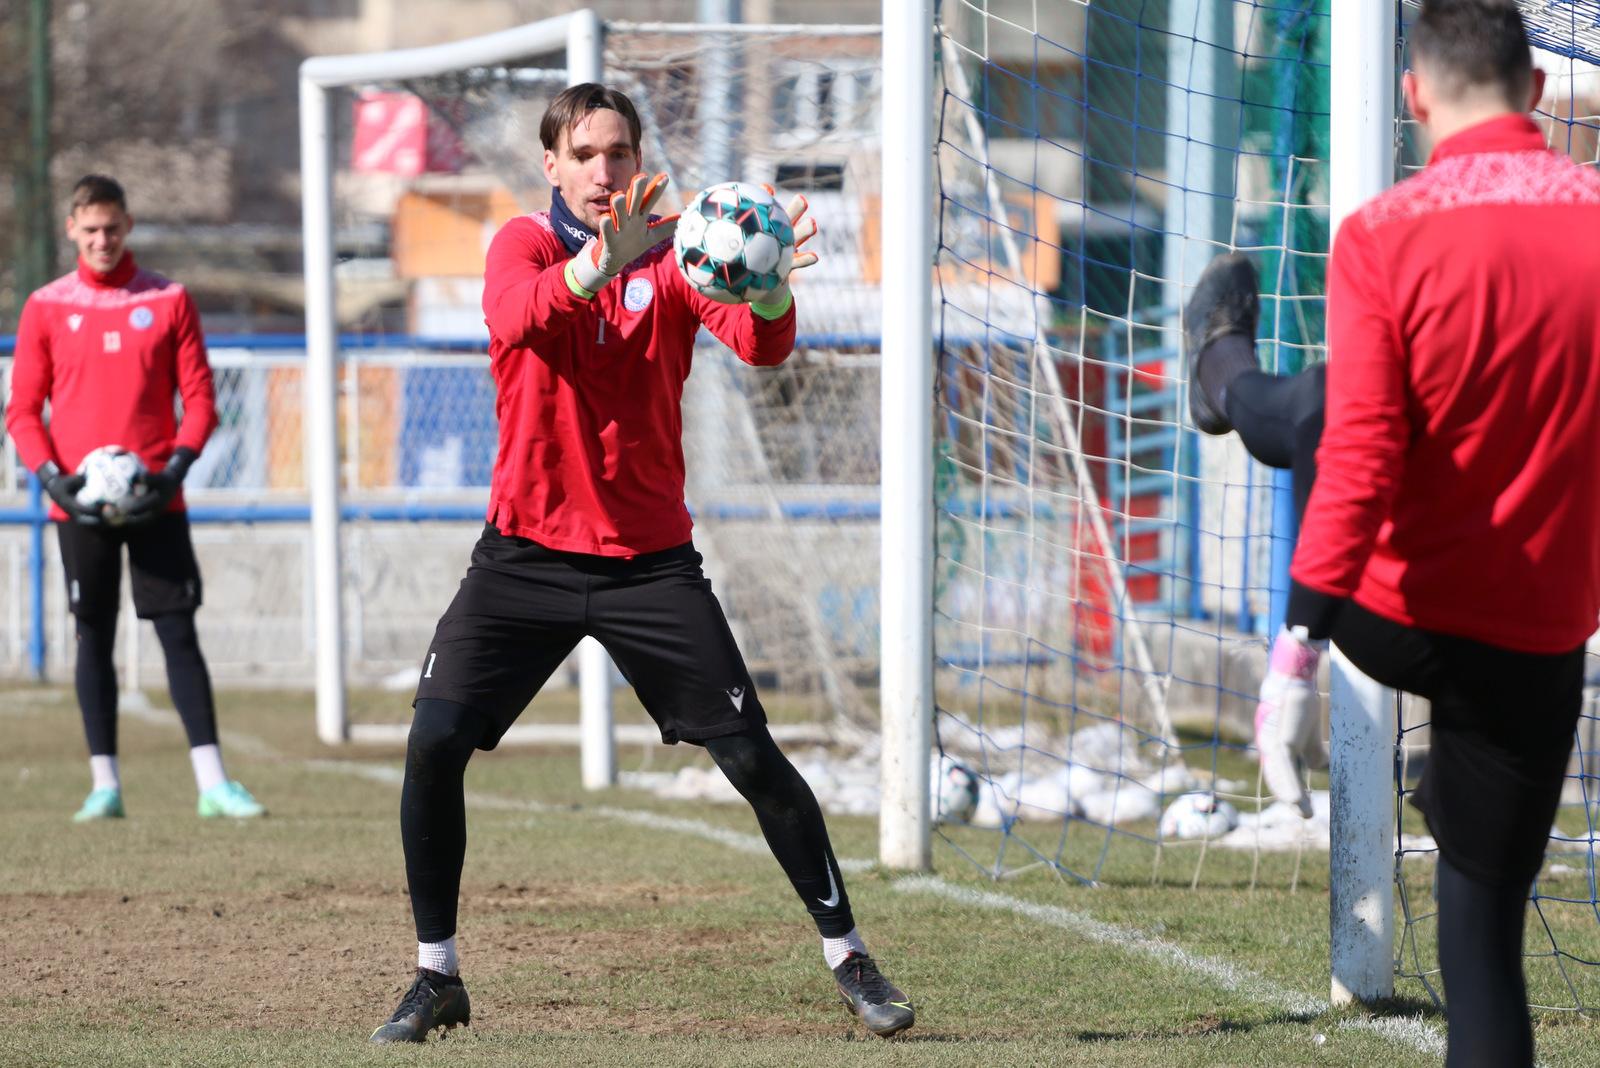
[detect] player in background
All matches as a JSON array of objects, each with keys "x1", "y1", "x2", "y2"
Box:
[
  {"x1": 1183, "y1": 3, "x2": 1600, "y2": 1064},
  {"x1": 5, "y1": 175, "x2": 265, "y2": 823},
  {"x1": 369, "y1": 84, "x2": 914, "y2": 1043}
]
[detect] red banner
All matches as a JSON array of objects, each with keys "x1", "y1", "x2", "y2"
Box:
[{"x1": 351, "y1": 92, "x2": 469, "y2": 176}]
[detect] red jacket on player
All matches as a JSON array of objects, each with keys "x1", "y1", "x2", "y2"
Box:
[
  {"x1": 480, "y1": 210, "x2": 797, "y2": 556},
  {"x1": 1294, "y1": 114, "x2": 1600, "y2": 653},
  {"x1": 6, "y1": 254, "x2": 218, "y2": 520}
]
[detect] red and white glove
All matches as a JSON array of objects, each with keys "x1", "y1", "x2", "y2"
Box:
[
  {"x1": 566, "y1": 172, "x2": 679, "y2": 296},
  {"x1": 1255, "y1": 626, "x2": 1325, "y2": 818},
  {"x1": 744, "y1": 191, "x2": 820, "y2": 314}
]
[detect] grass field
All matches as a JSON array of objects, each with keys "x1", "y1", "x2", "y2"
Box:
[{"x1": 4, "y1": 684, "x2": 1598, "y2": 1067}]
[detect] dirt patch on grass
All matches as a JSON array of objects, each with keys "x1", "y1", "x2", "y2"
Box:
[{"x1": 9, "y1": 880, "x2": 842, "y2": 1039}]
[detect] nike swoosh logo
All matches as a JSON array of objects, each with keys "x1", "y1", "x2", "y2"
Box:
[
  {"x1": 818, "y1": 855, "x2": 840, "y2": 908},
  {"x1": 890, "y1": 1001, "x2": 912, "y2": 1010}
]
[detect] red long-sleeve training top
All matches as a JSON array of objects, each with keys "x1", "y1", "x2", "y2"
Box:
[
  {"x1": 6, "y1": 255, "x2": 218, "y2": 519},
  {"x1": 1294, "y1": 114, "x2": 1600, "y2": 653},
  {"x1": 481, "y1": 211, "x2": 796, "y2": 556}
]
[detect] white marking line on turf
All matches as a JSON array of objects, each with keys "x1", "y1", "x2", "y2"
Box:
[
  {"x1": 114, "y1": 704, "x2": 1446, "y2": 1058},
  {"x1": 891, "y1": 876, "x2": 1447, "y2": 1057},
  {"x1": 1338, "y1": 1015, "x2": 1449, "y2": 1058}
]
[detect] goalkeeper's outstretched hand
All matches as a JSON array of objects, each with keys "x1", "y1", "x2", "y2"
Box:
[
  {"x1": 745, "y1": 192, "x2": 819, "y2": 314},
  {"x1": 1254, "y1": 626, "x2": 1326, "y2": 819},
  {"x1": 567, "y1": 172, "x2": 679, "y2": 295}
]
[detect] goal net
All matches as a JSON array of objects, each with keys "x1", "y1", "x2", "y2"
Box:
[
  {"x1": 933, "y1": 0, "x2": 1333, "y2": 884},
  {"x1": 933, "y1": 0, "x2": 1599, "y2": 1011}
]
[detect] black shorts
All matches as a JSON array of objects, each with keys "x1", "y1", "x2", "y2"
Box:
[
  {"x1": 1332, "y1": 601, "x2": 1584, "y2": 888},
  {"x1": 56, "y1": 511, "x2": 204, "y2": 620},
  {"x1": 415, "y1": 525, "x2": 766, "y2": 749}
]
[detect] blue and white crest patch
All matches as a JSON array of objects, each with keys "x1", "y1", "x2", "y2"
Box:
[
  {"x1": 129, "y1": 306, "x2": 154, "y2": 330},
  {"x1": 623, "y1": 277, "x2": 654, "y2": 313}
]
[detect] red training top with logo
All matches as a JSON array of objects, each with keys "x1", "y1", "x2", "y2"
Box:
[
  {"x1": 1294, "y1": 114, "x2": 1600, "y2": 653},
  {"x1": 6, "y1": 254, "x2": 218, "y2": 520},
  {"x1": 480, "y1": 211, "x2": 797, "y2": 556}
]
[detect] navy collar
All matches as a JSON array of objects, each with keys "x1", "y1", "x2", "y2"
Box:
[{"x1": 549, "y1": 189, "x2": 595, "y2": 255}]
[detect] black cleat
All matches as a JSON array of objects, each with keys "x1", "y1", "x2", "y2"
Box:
[
  {"x1": 369, "y1": 968, "x2": 471, "y2": 1044},
  {"x1": 1183, "y1": 251, "x2": 1261, "y2": 434},
  {"x1": 833, "y1": 952, "x2": 915, "y2": 1037}
]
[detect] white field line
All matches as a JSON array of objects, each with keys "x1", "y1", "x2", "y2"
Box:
[
  {"x1": 892, "y1": 876, "x2": 1447, "y2": 1058},
  {"x1": 117, "y1": 700, "x2": 1447, "y2": 1058}
]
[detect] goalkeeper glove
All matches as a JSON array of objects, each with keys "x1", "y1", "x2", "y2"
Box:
[
  {"x1": 36, "y1": 461, "x2": 101, "y2": 526},
  {"x1": 566, "y1": 172, "x2": 679, "y2": 296},
  {"x1": 122, "y1": 447, "x2": 198, "y2": 525},
  {"x1": 1255, "y1": 625, "x2": 1326, "y2": 818},
  {"x1": 745, "y1": 192, "x2": 821, "y2": 316}
]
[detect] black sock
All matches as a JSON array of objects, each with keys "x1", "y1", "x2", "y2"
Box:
[
  {"x1": 402, "y1": 699, "x2": 488, "y2": 944},
  {"x1": 152, "y1": 612, "x2": 219, "y2": 749},
  {"x1": 703, "y1": 728, "x2": 856, "y2": 937},
  {"x1": 74, "y1": 614, "x2": 119, "y2": 757},
  {"x1": 1437, "y1": 855, "x2": 1534, "y2": 1068}
]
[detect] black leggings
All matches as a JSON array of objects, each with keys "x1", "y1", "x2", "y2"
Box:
[
  {"x1": 1223, "y1": 362, "x2": 1326, "y2": 519},
  {"x1": 1225, "y1": 359, "x2": 1580, "y2": 1068},
  {"x1": 76, "y1": 610, "x2": 218, "y2": 756},
  {"x1": 401, "y1": 699, "x2": 856, "y2": 943}
]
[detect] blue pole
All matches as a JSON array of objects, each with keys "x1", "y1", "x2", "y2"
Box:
[
  {"x1": 1237, "y1": 461, "x2": 1255, "y2": 631},
  {"x1": 1267, "y1": 466, "x2": 1296, "y2": 635},
  {"x1": 26, "y1": 473, "x2": 45, "y2": 680}
]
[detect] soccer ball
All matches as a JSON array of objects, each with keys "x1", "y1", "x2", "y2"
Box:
[
  {"x1": 1158, "y1": 792, "x2": 1240, "y2": 841},
  {"x1": 75, "y1": 445, "x2": 148, "y2": 524},
  {"x1": 932, "y1": 755, "x2": 980, "y2": 825},
  {"x1": 673, "y1": 181, "x2": 796, "y2": 304}
]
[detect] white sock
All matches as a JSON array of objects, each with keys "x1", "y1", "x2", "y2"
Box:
[
  {"x1": 89, "y1": 754, "x2": 120, "y2": 792},
  {"x1": 189, "y1": 744, "x2": 227, "y2": 794},
  {"x1": 418, "y1": 937, "x2": 459, "y2": 976},
  {"x1": 822, "y1": 928, "x2": 867, "y2": 969}
]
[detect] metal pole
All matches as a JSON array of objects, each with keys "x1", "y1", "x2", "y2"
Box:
[
  {"x1": 1164, "y1": 0, "x2": 1235, "y2": 621},
  {"x1": 879, "y1": 0, "x2": 934, "y2": 870},
  {"x1": 25, "y1": 0, "x2": 54, "y2": 290},
  {"x1": 1327, "y1": 0, "x2": 1397, "y2": 1007},
  {"x1": 23, "y1": 0, "x2": 54, "y2": 680},
  {"x1": 695, "y1": 0, "x2": 742, "y2": 191},
  {"x1": 299, "y1": 73, "x2": 348, "y2": 745},
  {"x1": 567, "y1": 9, "x2": 617, "y2": 791}
]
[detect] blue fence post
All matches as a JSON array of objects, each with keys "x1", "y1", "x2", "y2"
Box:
[
  {"x1": 1266, "y1": 467, "x2": 1296, "y2": 635},
  {"x1": 27, "y1": 472, "x2": 45, "y2": 680}
]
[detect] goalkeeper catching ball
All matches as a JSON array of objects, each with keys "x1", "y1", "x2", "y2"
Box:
[
  {"x1": 1185, "y1": 4, "x2": 1600, "y2": 1065},
  {"x1": 369, "y1": 83, "x2": 913, "y2": 1044}
]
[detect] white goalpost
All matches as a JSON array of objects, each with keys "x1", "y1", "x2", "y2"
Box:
[
  {"x1": 299, "y1": 13, "x2": 614, "y2": 772},
  {"x1": 297, "y1": 13, "x2": 889, "y2": 778},
  {"x1": 1326, "y1": 0, "x2": 1398, "y2": 1007}
]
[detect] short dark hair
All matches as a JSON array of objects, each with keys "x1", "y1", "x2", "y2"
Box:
[
  {"x1": 539, "y1": 83, "x2": 642, "y2": 154},
  {"x1": 1411, "y1": 0, "x2": 1534, "y2": 108},
  {"x1": 70, "y1": 174, "x2": 127, "y2": 214}
]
